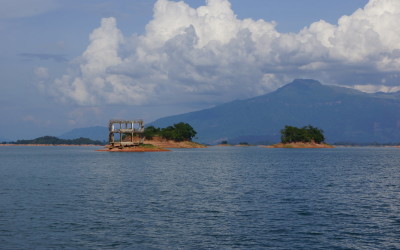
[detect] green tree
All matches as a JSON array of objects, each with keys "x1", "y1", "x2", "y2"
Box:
[
  {"x1": 145, "y1": 122, "x2": 197, "y2": 142},
  {"x1": 144, "y1": 126, "x2": 160, "y2": 139},
  {"x1": 172, "y1": 122, "x2": 197, "y2": 141},
  {"x1": 281, "y1": 125, "x2": 301, "y2": 143},
  {"x1": 280, "y1": 125, "x2": 325, "y2": 144},
  {"x1": 305, "y1": 125, "x2": 325, "y2": 143},
  {"x1": 160, "y1": 126, "x2": 176, "y2": 140}
]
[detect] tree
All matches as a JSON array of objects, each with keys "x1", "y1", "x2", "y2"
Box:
[
  {"x1": 144, "y1": 123, "x2": 197, "y2": 142},
  {"x1": 280, "y1": 125, "x2": 325, "y2": 144},
  {"x1": 144, "y1": 126, "x2": 160, "y2": 139},
  {"x1": 171, "y1": 122, "x2": 197, "y2": 141},
  {"x1": 160, "y1": 126, "x2": 176, "y2": 141},
  {"x1": 280, "y1": 126, "x2": 301, "y2": 143},
  {"x1": 304, "y1": 125, "x2": 325, "y2": 143}
]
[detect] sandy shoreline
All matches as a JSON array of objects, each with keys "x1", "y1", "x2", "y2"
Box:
[
  {"x1": 97, "y1": 147, "x2": 170, "y2": 152},
  {"x1": 96, "y1": 138, "x2": 206, "y2": 152},
  {"x1": 144, "y1": 138, "x2": 207, "y2": 148}
]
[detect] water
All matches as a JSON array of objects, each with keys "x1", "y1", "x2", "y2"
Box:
[{"x1": 1, "y1": 146, "x2": 400, "y2": 249}]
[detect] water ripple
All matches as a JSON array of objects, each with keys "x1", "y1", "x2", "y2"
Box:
[{"x1": 0, "y1": 146, "x2": 400, "y2": 249}]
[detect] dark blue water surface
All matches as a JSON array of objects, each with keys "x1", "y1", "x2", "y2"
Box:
[{"x1": 1, "y1": 146, "x2": 400, "y2": 249}]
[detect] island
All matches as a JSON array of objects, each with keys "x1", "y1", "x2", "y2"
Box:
[
  {"x1": 98, "y1": 121, "x2": 206, "y2": 152},
  {"x1": 266, "y1": 125, "x2": 334, "y2": 148},
  {"x1": 1, "y1": 136, "x2": 105, "y2": 146}
]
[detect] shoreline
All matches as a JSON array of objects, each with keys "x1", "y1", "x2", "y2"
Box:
[
  {"x1": 0, "y1": 144, "x2": 103, "y2": 147},
  {"x1": 97, "y1": 138, "x2": 206, "y2": 152},
  {"x1": 5, "y1": 142, "x2": 400, "y2": 150},
  {"x1": 144, "y1": 138, "x2": 207, "y2": 149},
  {"x1": 97, "y1": 147, "x2": 170, "y2": 152},
  {"x1": 264, "y1": 142, "x2": 335, "y2": 148}
]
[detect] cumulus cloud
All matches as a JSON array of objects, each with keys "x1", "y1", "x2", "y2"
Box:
[{"x1": 46, "y1": 0, "x2": 400, "y2": 106}]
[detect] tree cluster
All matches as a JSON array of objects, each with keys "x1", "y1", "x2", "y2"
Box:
[
  {"x1": 280, "y1": 125, "x2": 325, "y2": 144},
  {"x1": 144, "y1": 122, "x2": 197, "y2": 142},
  {"x1": 12, "y1": 136, "x2": 105, "y2": 145}
]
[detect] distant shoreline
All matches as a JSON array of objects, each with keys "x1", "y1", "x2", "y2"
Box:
[
  {"x1": 264, "y1": 142, "x2": 334, "y2": 148},
  {"x1": 2, "y1": 143, "x2": 399, "y2": 149},
  {"x1": 0, "y1": 144, "x2": 102, "y2": 147}
]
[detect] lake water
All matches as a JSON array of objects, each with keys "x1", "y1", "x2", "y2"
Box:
[{"x1": 1, "y1": 146, "x2": 400, "y2": 249}]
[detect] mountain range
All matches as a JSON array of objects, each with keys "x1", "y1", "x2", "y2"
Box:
[
  {"x1": 58, "y1": 79, "x2": 400, "y2": 144},
  {"x1": 150, "y1": 79, "x2": 400, "y2": 144}
]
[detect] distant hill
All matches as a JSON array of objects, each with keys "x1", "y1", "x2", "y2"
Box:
[
  {"x1": 12, "y1": 136, "x2": 104, "y2": 145},
  {"x1": 0, "y1": 137, "x2": 9, "y2": 143},
  {"x1": 150, "y1": 79, "x2": 400, "y2": 144},
  {"x1": 60, "y1": 126, "x2": 108, "y2": 142}
]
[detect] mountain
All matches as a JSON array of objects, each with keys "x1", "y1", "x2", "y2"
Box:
[
  {"x1": 150, "y1": 79, "x2": 400, "y2": 144},
  {"x1": 0, "y1": 136, "x2": 9, "y2": 143},
  {"x1": 14, "y1": 136, "x2": 104, "y2": 145},
  {"x1": 59, "y1": 126, "x2": 108, "y2": 142}
]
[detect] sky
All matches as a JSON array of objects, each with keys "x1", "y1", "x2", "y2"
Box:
[{"x1": 2, "y1": 0, "x2": 400, "y2": 140}]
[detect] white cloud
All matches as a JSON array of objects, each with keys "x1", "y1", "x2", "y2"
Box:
[
  {"x1": 35, "y1": 67, "x2": 49, "y2": 79},
  {"x1": 45, "y1": 0, "x2": 400, "y2": 106},
  {"x1": 353, "y1": 84, "x2": 400, "y2": 93}
]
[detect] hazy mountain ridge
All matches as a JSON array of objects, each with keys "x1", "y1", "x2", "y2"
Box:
[
  {"x1": 150, "y1": 79, "x2": 400, "y2": 144},
  {"x1": 59, "y1": 126, "x2": 108, "y2": 142},
  {"x1": 0, "y1": 137, "x2": 9, "y2": 142}
]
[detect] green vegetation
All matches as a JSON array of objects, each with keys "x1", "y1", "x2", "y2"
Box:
[
  {"x1": 144, "y1": 122, "x2": 197, "y2": 142},
  {"x1": 280, "y1": 125, "x2": 325, "y2": 144},
  {"x1": 220, "y1": 140, "x2": 228, "y2": 145},
  {"x1": 11, "y1": 136, "x2": 105, "y2": 145},
  {"x1": 139, "y1": 144, "x2": 158, "y2": 148}
]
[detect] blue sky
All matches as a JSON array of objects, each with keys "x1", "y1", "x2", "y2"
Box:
[{"x1": 2, "y1": 0, "x2": 400, "y2": 140}]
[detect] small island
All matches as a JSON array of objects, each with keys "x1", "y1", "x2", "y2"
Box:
[
  {"x1": 1, "y1": 136, "x2": 104, "y2": 146},
  {"x1": 266, "y1": 125, "x2": 334, "y2": 148},
  {"x1": 99, "y1": 121, "x2": 206, "y2": 152}
]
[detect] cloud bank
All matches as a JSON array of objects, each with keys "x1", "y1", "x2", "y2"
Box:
[{"x1": 46, "y1": 0, "x2": 400, "y2": 106}]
